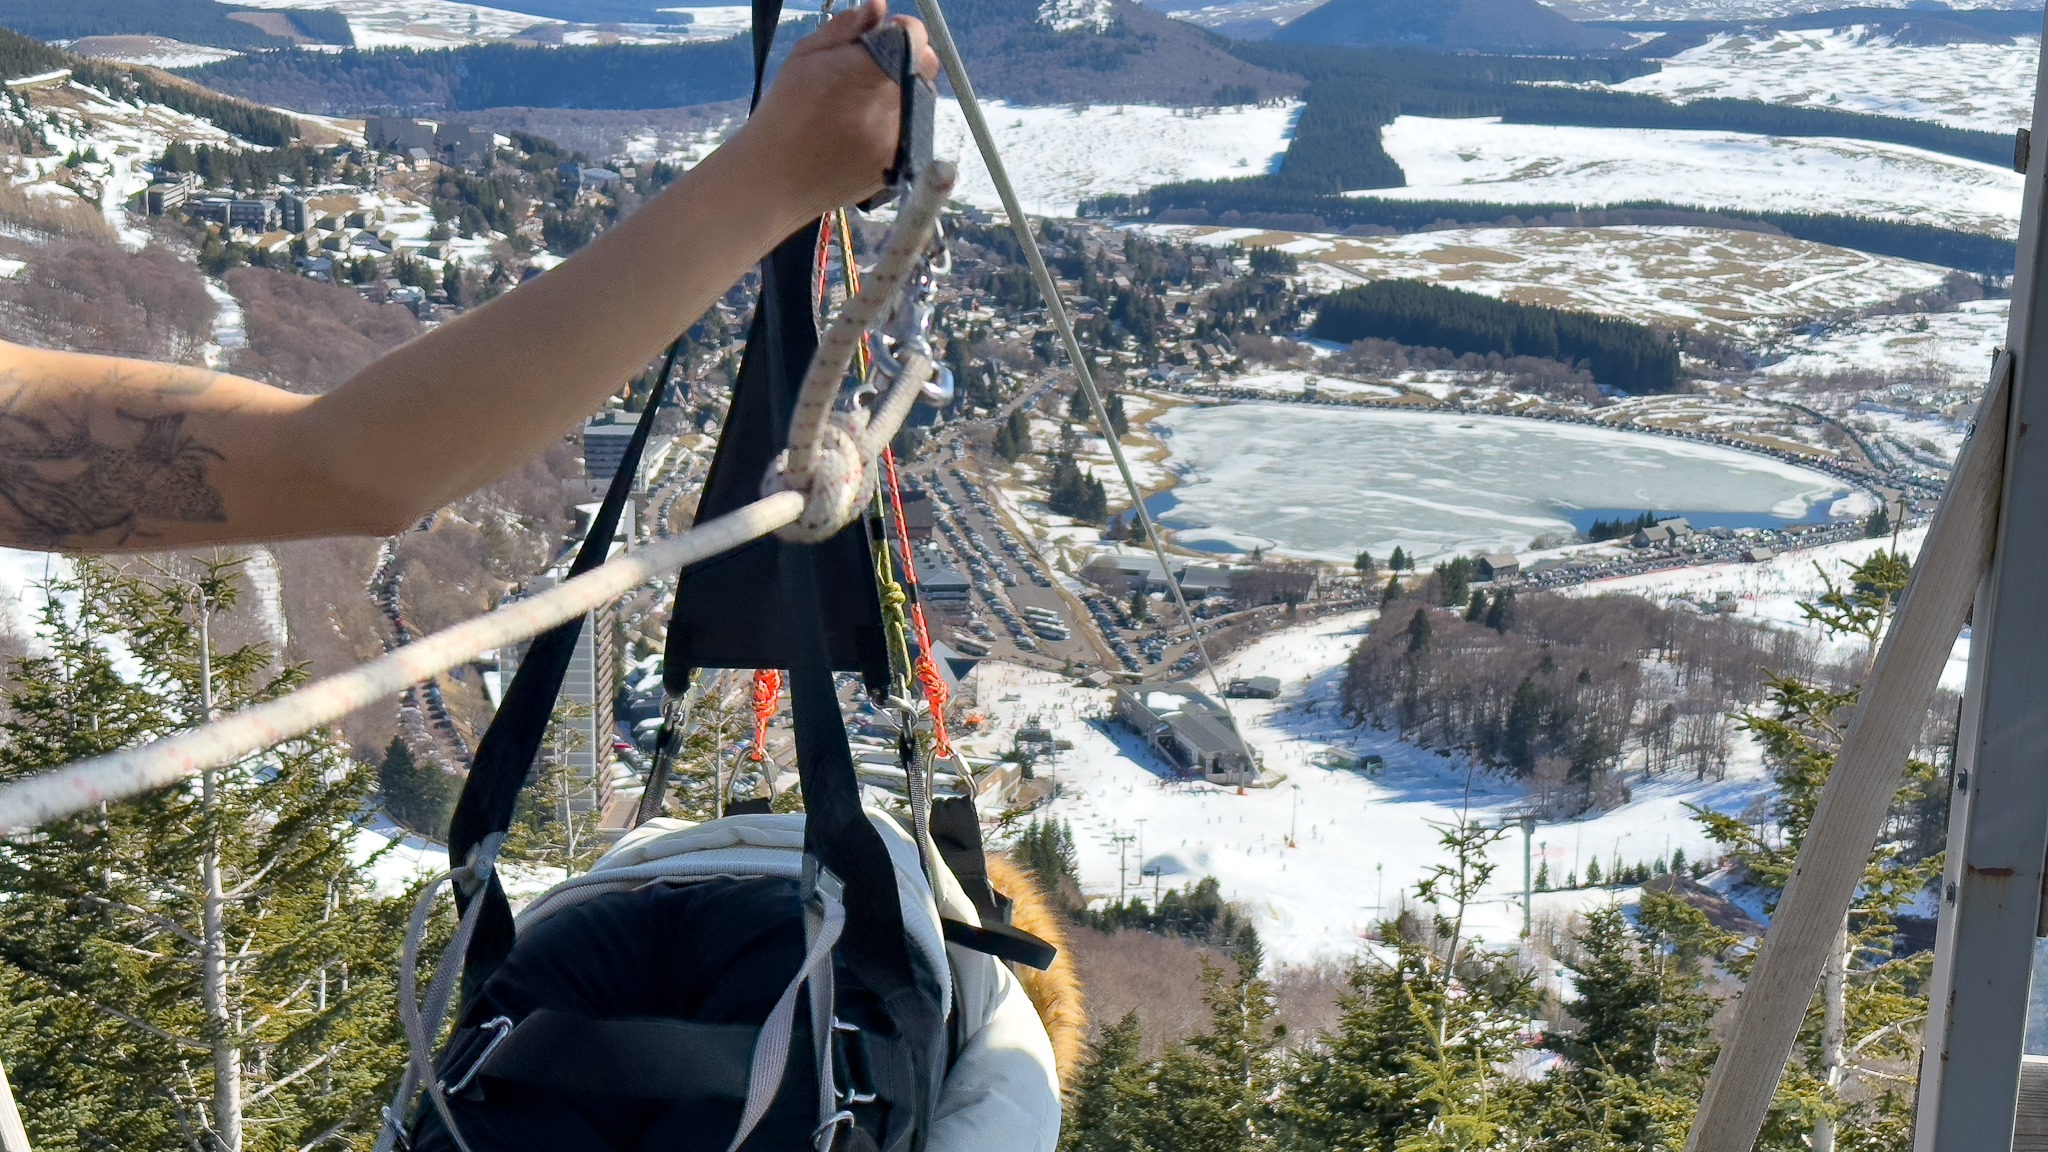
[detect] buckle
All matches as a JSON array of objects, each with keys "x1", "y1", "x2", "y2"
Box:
[
  {"x1": 437, "y1": 1015, "x2": 514, "y2": 1099},
  {"x1": 813, "y1": 1110, "x2": 856, "y2": 1152}
]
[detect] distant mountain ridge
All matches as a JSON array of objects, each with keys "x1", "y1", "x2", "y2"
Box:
[
  {"x1": 183, "y1": 0, "x2": 1301, "y2": 113},
  {"x1": 1273, "y1": 0, "x2": 1634, "y2": 51}
]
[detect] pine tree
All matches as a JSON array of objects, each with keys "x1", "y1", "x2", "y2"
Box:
[
  {"x1": 1152, "y1": 943, "x2": 1281, "y2": 1152},
  {"x1": 1437, "y1": 557, "x2": 1474, "y2": 608},
  {"x1": 1406, "y1": 608, "x2": 1432, "y2": 654},
  {"x1": 1584, "y1": 858, "x2": 1603, "y2": 886},
  {"x1": 1382, "y1": 574, "x2": 1402, "y2": 606},
  {"x1": 1286, "y1": 819, "x2": 1537, "y2": 1150},
  {"x1": 0, "y1": 559, "x2": 411, "y2": 1150},
  {"x1": 1281, "y1": 938, "x2": 1439, "y2": 1150},
  {"x1": 1541, "y1": 894, "x2": 1726, "y2": 1148},
  {"x1": 1535, "y1": 861, "x2": 1550, "y2": 891},
  {"x1": 1060, "y1": 1011, "x2": 1160, "y2": 1152},
  {"x1": 378, "y1": 735, "x2": 457, "y2": 836},
  {"x1": 1465, "y1": 590, "x2": 1487, "y2": 622},
  {"x1": 1106, "y1": 391, "x2": 1130, "y2": 438},
  {"x1": 1505, "y1": 677, "x2": 1542, "y2": 773},
  {"x1": 1389, "y1": 546, "x2": 1409, "y2": 572},
  {"x1": 1485, "y1": 588, "x2": 1514, "y2": 633},
  {"x1": 1355, "y1": 550, "x2": 1374, "y2": 575},
  {"x1": 1670, "y1": 846, "x2": 1687, "y2": 875}
]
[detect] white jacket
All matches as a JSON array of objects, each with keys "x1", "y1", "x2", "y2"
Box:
[{"x1": 517, "y1": 810, "x2": 1062, "y2": 1152}]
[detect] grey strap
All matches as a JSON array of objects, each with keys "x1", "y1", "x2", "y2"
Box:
[
  {"x1": 376, "y1": 865, "x2": 490, "y2": 1152},
  {"x1": 726, "y1": 881, "x2": 845, "y2": 1152}
]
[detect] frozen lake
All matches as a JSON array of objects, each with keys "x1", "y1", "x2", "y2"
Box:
[{"x1": 1148, "y1": 403, "x2": 1856, "y2": 561}]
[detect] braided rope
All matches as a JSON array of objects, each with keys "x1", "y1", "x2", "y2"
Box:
[
  {"x1": 748, "y1": 668, "x2": 782, "y2": 763},
  {"x1": 0, "y1": 166, "x2": 959, "y2": 833},
  {"x1": 827, "y1": 205, "x2": 953, "y2": 760}
]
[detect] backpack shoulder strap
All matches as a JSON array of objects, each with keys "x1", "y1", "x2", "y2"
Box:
[{"x1": 445, "y1": 341, "x2": 675, "y2": 999}]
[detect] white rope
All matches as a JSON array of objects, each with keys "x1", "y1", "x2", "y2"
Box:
[
  {"x1": 0, "y1": 491, "x2": 802, "y2": 832},
  {"x1": 0, "y1": 166, "x2": 961, "y2": 833},
  {"x1": 910, "y1": 0, "x2": 1248, "y2": 746}
]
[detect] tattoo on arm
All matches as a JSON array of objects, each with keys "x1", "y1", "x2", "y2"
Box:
[{"x1": 0, "y1": 408, "x2": 226, "y2": 547}]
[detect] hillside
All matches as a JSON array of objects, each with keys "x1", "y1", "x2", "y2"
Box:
[
  {"x1": 1273, "y1": 0, "x2": 1633, "y2": 51},
  {"x1": 184, "y1": 37, "x2": 761, "y2": 115},
  {"x1": 942, "y1": 0, "x2": 1303, "y2": 105},
  {"x1": 0, "y1": 0, "x2": 352, "y2": 50},
  {"x1": 184, "y1": 0, "x2": 1300, "y2": 112}
]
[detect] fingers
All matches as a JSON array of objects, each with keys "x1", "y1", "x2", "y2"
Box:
[
  {"x1": 809, "y1": 0, "x2": 886, "y2": 48},
  {"x1": 887, "y1": 13, "x2": 942, "y2": 83}
]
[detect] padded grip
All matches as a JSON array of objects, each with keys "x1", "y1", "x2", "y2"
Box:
[{"x1": 858, "y1": 23, "x2": 935, "y2": 209}]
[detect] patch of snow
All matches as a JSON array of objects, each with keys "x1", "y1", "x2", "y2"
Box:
[
  {"x1": 1367, "y1": 115, "x2": 2021, "y2": 237},
  {"x1": 936, "y1": 99, "x2": 1298, "y2": 218},
  {"x1": 1039, "y1": 0, "x2": 1116, "y2": 32},
  {"x1": 975, "y1": 609, "x2": 1772, "y2": 963},
  {"x1": 1546, "y1": 0, "x2": 2039, "y2": 18},
  {"x1": 1765, "y1": 298, "x2": 2008, "y2": 383},
  {"x1": 1613, "y1": 29, "x2": 2038, "y2": 134},
  {"x1": 1152, "y1": 222, "x2": 1959, "y2": 340}
]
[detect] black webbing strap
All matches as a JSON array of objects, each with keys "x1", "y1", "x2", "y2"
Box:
[
  {"x1": 447, "y1": 339, "x2": 679, "y2": 999},
  {"x1": 940, "y1": 919, "x2": 1056, "y2": 972},
  {"x1": 928, "y1": 797, "x2": 1058, "y2": 971},
  {"x1": 461, "y1": 1010, "x2": 770, "y2": 1101}
]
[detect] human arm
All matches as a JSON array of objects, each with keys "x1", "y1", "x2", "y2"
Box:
[{"x1": 0, "y1": 0, "x2": 935, "y2": 552}]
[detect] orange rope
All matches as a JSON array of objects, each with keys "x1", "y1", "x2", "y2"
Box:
[
  {"x1": 881, "y1": 449, "x2": 952, "y2": 759},
  {"x1": 824, "y1": 211, "x2": 951, "y2": 757},
  {"x1": 749, "y1": 668, "x2": 781, "y2": 762}
]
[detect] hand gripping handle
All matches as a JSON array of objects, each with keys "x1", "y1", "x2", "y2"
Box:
[{"x1": 856, "y1": 23, "x2": 935, "y2": 209}]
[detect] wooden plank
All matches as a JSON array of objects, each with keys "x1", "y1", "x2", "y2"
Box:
[
  {"x1": 1681, "y1": 360, "x2": 2012, "y2": 1152},
  {"x1": 2015, "y1": 1057, "x2": 2048, "y2": 1152}
]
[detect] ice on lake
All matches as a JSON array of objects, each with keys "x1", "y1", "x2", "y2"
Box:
[{"x1": 1150, "y1": 404, "x2": 1852, "y2": 561}]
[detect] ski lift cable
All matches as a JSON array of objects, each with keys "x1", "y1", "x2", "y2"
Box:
[
  {"x1": 0, "y1": 162, "x2": 958, "y2": 835},
  {"x1": 910, "y1": 0, "x2": 1248, "y2": 753}
]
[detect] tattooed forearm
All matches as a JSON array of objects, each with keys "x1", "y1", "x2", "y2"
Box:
[{"x1": 0, "y1": 408, "x2": 226, "y2": 547}]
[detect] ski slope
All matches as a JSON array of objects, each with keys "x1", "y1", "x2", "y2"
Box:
[
  {"x1": 1614, "y1": 29, "x2": 2040, "y2": 134},
  {"x1": 974, "y1": 612, "x2": 1776, "y2": 964},
  {"x1": 936, "y1": 100, "x2": 1299, "y2": 218},
  {"x1": 1367, "y1": 116, "x2": 2022, "y2": 237}
]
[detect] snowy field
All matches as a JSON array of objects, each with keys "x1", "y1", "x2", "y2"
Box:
[
  {"x1": 1548, "y1": 0, "x2": 2040, "y2": 19},
  {"x1": 1156, "y1": 223, "x2": 1958, "y2": 338},
  {"x1": 1148, "y1": 403, "x2": 1854, "y2": 562},
  {"x1": 977, "y1": 613, "x2": 1776, "y2": 963},
  {"x1": 66, "y1": 36, "x2": 244, "y2": 69},
  {"x1": 1615, "y1": 29, "x2": 2039, "y2": 134},
  {"x1": 227, "y1": 0, "x2": 804, "y2": 47},
  {"x1": 229, "y1": 0, "x2": 565, "y2": 48},
  {"x1": 1368, "y1": 116, "x2": 2023, "y2": 237},
  {"x1": 936, "y1": 100, "x2": 1298, "y2": 218},
  {"x1": 1765, "y1": 298, "x2": 2008, "y2": 382}
]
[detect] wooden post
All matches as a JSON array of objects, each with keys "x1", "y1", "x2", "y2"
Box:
[{"x1": 1681, "y1": 359, "x2": 2012, "y2": 1152}]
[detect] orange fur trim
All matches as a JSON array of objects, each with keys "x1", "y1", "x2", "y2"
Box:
[{"x1": 986, "y1": 852, "x2": 1088, "y2": 1090}]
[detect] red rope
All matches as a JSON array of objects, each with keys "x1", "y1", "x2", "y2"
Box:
[
  {"x1": 820, "y1": 212, "x2": 951, "y2": 757},
  {"x1": 881, "y1": 449, "x2": 952, "y2": 759},
  {"x1": 750, "y1": 668, "x2": 781, "y2": 762}
]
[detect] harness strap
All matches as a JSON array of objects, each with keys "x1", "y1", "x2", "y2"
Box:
[
  {"x1": 446, "y1": 339, "x2": 678, "y2": 1000},
  {"x1": 939, "y1": 919, "x2": 1056, "y2": 972}
]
